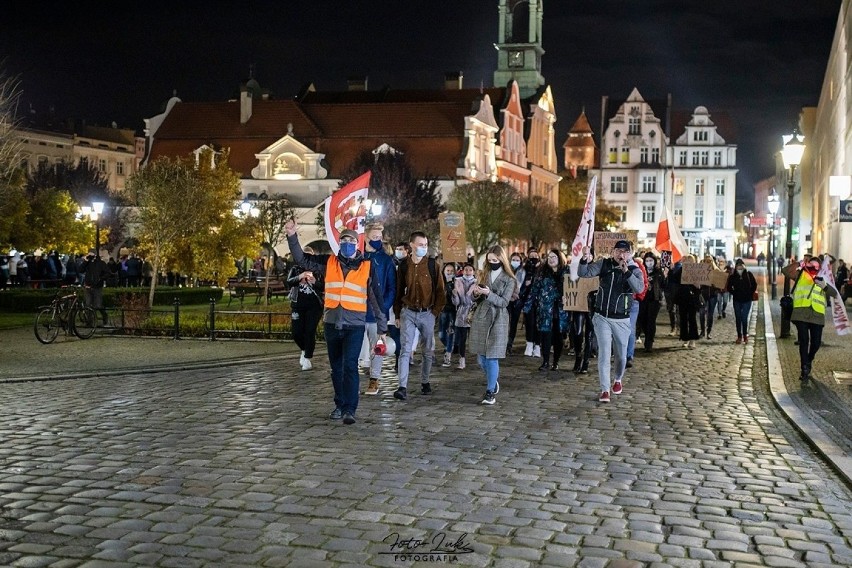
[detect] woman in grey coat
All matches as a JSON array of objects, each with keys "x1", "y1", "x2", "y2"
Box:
[{"x1": 469, "y1": 245, "x2": 516, "y2": 405}]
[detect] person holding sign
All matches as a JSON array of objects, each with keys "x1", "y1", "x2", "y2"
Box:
[
  {"x1": 578, "y1": 240, "x2": 645, "y2": 403},
  {"x1": 637, "y1": 252, "x2": 665, "y2": 352},
  {"x1": 524, "y1": 249, "x2": 569, "y2": 371},
  {"x1": 669, "y1": 255, "x2": 702, "y2": 349}
]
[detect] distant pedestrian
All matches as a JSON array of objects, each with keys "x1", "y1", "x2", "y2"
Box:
[
  {"x1": 506, "y1": 252, "x2": 525, "y2": 355},
  {"x1": 726, "y1": 258, "x2": 757, "y2": 344},
  {"x1": 452, "y1": 263, "x2": 477, "y2": 370},
  {"x1": 637, "y1": 252, "x2": 664, "y2": 352},
  {"x1": 362, "y1": 224, "x2": 396, "y2": 395},
  {"x1": 520, "y1": 248, "x2": 542, "y2": 357},
  {"x1": 439, "y1": 262, "x2": 457, "y2": 367},
  {"x1": 468, "y1": 245, "x2": 515, "y2": 405},
  {"x1": 671, "y1": 255, "x2": 701, "y2": 349},
  {"x1": 82, "y1": 253, "x2": 110, "y2": 325},
  {"x1": 286, "y1": 246, "x2": 324, "y2": 371}
]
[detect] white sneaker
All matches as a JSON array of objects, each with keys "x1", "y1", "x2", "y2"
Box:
[
  {"x1": 532, "y1": 345, "x2": 541, "y2": 358},
  {"x1": 299, "y1": 351, "x2": 306, "y2": 366},
  {"x1": 301, "y1": 358, "x2": 313, "y2": 370},
  {"x1": 688, "y1": 340, "x2": 696, "y2": 349},
  {"x1": 456, "y1": 357, "x2": 466, "y2": 370},
  {"x1": 524, "y1": 342, "x2": 534, "y2": 356},
  {"x1": 442, "y1": 352, "x2": 452, "y2": 367}
]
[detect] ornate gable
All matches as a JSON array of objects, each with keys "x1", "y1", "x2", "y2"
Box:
[{"x1": 251, "y1": 125, "x2": 327, "y2": 180}]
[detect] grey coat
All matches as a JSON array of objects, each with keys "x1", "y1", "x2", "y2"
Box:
[{"x1": 469, "y1": 270, "x2": 515, "y2": 359}]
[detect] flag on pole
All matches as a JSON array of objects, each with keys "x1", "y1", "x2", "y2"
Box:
[
  {"x1": 324, "y1": 171, "x2": 371, "y2": 255},
  {"x1": 569, "y1": 175, "x2": 597, "y2": 282},
  {"x1": 817, "y1": 255, "x2": 850, "y2": 335},
  {"x1": 656, "y1": 205, "x2": 689, "y2": 263}
]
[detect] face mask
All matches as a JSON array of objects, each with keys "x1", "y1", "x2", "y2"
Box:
[
  {"x1": 644, "y1": 260, "x2": 654, "y2": 269},
  {"x1": 488, "y1": 261, "x2": 501, "y2": 271},
  {"x1": 415, "y1": 246, "x2": 428, "y2": 258},
  {"x1": 736, "y1": 268, "x2": 744, "y2": 274},
  {"x1": 368, "y1": 239, "x2": 383, "y2": 251},
  {"x1": 463, "y1": 275, "x2": 475, "y2": 282},
  {"x1": 394, "y1": 251, "x2": 405, "y2": 260},
  {"x1": 510, "y1": 260, "x2": 521, "y2": 269},
  {"x1": 339, "y1": 242, "x2": 357, "y2": 258},
  {"x1": 445, "y1": 273, "x2": 454, "y2": 282},
  {"x1": 529, "y1": 258, "x2": 539, "y2": 265}
]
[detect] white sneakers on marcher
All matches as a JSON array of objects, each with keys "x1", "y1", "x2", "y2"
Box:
[
  {"x1": 532, "y1": 345, "x2": 541, "y2": 358},
  {"x1": 524, "y1": 342, "x2": 534, "y2": 356}
]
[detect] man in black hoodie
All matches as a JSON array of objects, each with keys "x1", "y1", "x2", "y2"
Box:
[{"x1": 578, "y1": 240, "x2": 644, "y2": 403}]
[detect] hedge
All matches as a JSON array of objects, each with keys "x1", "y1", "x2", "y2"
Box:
[{"x1": 0, "y1": 286, "x2": 224, "y2": 313}]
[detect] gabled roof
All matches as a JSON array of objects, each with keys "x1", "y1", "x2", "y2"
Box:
[
  {"x1": 669, "y1": 109, "x2": 737, "y2": 144},
  {"x1": 568, "y1": 111, "x2": 593, "y2": 135},
  {"x1": 154, "y1": 100, "x2": 322, "y2": 139}
]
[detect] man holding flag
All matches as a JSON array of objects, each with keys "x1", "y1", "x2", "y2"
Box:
[{"x1": 284, "y1": 172, "x2": 387, "y2": 425}]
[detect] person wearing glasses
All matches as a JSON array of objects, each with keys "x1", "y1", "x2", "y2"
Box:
[
  {"x1": 524, "y1": 249, "x2": 569, "y2": 372},
  {"x1": 285, "y1": 220, "x2": 387, "y2": 425}
]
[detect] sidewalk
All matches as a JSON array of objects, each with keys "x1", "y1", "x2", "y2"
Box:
[{"x1": 759, "y1": 265, "x2": 852, "y2": 483}]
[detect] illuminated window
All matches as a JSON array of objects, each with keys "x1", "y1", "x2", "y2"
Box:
[{"x1": 673, "y1": 178, "x2": 685, "y2": 195}]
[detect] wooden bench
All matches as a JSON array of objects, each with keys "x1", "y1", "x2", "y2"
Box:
[
  {"x1": 226, "y1": 279, "x2": 262, "y2": 307},
  {"x1": 264, "y1": 280, "x2": 289, "y2": 301}
]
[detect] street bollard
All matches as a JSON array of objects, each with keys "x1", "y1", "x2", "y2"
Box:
[
  {"x1": 209, "y1": 297, "x2": 217, "y2": 341},
  {"x1": 173, "y1": 297, "x2": 181, "y2": 340}
]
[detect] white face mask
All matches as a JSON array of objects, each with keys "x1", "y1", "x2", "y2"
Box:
[
  {"x1": 463, "y1": 274, "x2": 475, "y2": 282},
  {"x1": 736, "y1": 268, "x2": 744, "y2": 274},
  {"x1": 644, "y1": 260, "x2": 654, "y2": 269},
  {"x1": 510, "y1": 260, "x2": 521, "y2": 269},
  {"x1": 394, "y1": 250, "x2": 405, "y2": 260},
  {"x1": 415, "y1": 245, "x2": 428, "y2": 258}
]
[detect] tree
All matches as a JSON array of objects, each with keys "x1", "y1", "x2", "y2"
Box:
[
  {"x1": 338, "y1": 146, "x2": 444, "y2": 245},
  {"x1": 255, "y1": 196, "x2": 295, "y2": 305},
  {"x1": 0, "y1": 70, "x2": 27, "y2": 250},
  {"x1": 558, "y1": 172, "x2": 621, "y2": 239},
  {"x1": 446, "y1": 180, "x2": 519, "y2": 257},
  {"x1": 509, "y1": 195, "x2": 561, "y2": 250},
  {"x1": 130, "y1": 156, "x2": 202, "y2": 306}
]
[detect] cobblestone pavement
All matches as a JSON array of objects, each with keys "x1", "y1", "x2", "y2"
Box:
[{"x1": 1, "y1": 299, "x2": 852, "y2": 567}]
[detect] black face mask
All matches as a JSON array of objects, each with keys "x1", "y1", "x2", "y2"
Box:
[
  {"x1": 488, "y1": 262, "x2": 502, "y2": 271},
  {"x1": 528, "y1": 258, "x2": 539, "y2": 266}
]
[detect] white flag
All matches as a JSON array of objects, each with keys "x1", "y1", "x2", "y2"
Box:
[
  {"x1": 817, "y1": 256, "x2": 850, "y2": 336},
  {"x1": 569, "y1": 176, "x2": 597, "y2": 282}
]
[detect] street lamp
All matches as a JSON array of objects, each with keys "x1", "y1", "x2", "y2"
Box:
[
  {"x1": 767, "y1": 188, "x2": 780, "y2": 300},
  {"x1": 779, "y1": 131, "x2": 805, "y2": 337},
  {"x1": 233, "y1": 200, "x2": 260, "y2": 219},
  {"x1": 79, "y1": 200, "x2": 105, "y2": 257}
]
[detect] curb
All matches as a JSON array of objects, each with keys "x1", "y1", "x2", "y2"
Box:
[{"x1": 761, "y1": 279, "x2": 852, "y2": 486}]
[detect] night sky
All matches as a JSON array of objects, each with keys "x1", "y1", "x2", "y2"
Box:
[{"x1": 0, "y1": 1, "x2": 840, "y2": 211}]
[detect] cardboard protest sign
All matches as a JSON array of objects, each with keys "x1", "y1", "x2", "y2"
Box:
[
  {"x1": 681, "y1": 262, "x2": 712, "y2": 286},
  {"x1": 438, "y1": 212, "x2": 467, "y2": 263},
  {"x1": 563, "y1": 275, "x2": 599, "y2": 312},
  {"x1": 709, "y1": 270, "x2": 729, "y2": 290},
  {"x1": 593, "y1": 230, "x2": 639, "y2": 256}
]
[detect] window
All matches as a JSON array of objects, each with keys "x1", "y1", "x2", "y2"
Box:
[
  {"x1": 610, "y1": 176, "x2": 628, "y2": 193},
  {"x1": 692, "y1": 152, "x2": 699, "y2": 166},
  {"x1": 679, "y1": 151, "x2": 687, "y2": 166},
  {"x1": 695, "y1": 209, "x2": 704, "y2": 228},
  {"x1": 642, "y1": 205, "x2": 656, "y2": 223},
  {"x1": 79, "y1": 157, "x2": 88, "y2": 168},
  {"x1": 616, "y1": 204, "x2": 627, "y2": 223},
  {"x1": 674, "y1": 208, "x2": 683, "y2": 226},
  {"x1": 700, "y1": 151, "x2": 709, "y2": 166},
  {"x1": 714, "y1": 151, "x2": 722, "y2": 166},
  {"x1": 693, "y1": 130, "x2": 708, "y2": 142},
  {"x1": 695, "y1": 179, "x2": 705, "y2": 195},
  {"x1": 641, "y1": 175, "x2": 657, "y2": 193},
  {"x1": 640, "y1": 148, "x2": 649, "y2": 163},
  {"x1": 116, "y1": 161, "x2": 125, "y2": 176},
  {"x1": 715, "y1": 210, "x2": 725, "y2": 229},
  {"x1": 609, "y1": 147, "x2": 617, "y2": 163},
  {"x1": 715, "y1": 179, "x2": 725, "y2": 195},
  {"x1": 621, "y1": 146, "x2": 629, "y2": 164},
  {"x1": 651, "y1": 148, "x2": 660, "y2": 163},
  {"x1": 673, "y1": 177, "x2": 684, "y2": 195},
  {"x1": 98, "y1": 159, "x2": 107, "y2": 173},
  {"x1": 628, "y1": 116, "x2": 640, "y2": 135}
]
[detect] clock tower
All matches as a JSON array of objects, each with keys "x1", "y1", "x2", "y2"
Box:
[{"x1": 493, "y1": 0, "x2": 545, "y2": 98}]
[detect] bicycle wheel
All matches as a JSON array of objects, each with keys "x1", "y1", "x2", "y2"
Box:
[
  {"x1": 72, "y1": 306, "x2": 97, "y2": 339},
  {"x1": 34, "y1": 308, "x2": 61, "y2": 344}
]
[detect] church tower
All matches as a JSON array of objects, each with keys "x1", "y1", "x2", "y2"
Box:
[{"x1": 493, "y1": 0, "x2": 545, "y2": 98}]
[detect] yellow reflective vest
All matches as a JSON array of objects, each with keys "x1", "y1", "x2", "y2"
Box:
[
  {"x1": 324, "y1": 256, "x2": 370, "y2": 313},
  {"x1": 792, "y1": 271, "x2": 827, "y2": 315}
]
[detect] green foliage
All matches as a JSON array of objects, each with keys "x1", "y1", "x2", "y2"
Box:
[
  {"x1": 558, "y1": 172, "x2": 622, "y2": 235},
  {"x1": 509, "y1": 195, "x2": 561, "y2": 250},
  {"x1": 447, "y1": 180, "x2": 519, "y2": 256}
]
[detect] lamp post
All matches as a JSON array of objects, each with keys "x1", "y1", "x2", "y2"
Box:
[
  {"x1": 779, "y1": 131, "x2": 805, "y2": 337},
  {"x1": 767, "y1": 189, "x2": 780, "y2": 300},
  {"x1": 79, "y1": 201, "x2": 105, "y2": 258}
]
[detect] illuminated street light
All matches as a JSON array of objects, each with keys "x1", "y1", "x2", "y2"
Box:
[
  {"x1": 779, "y1": 131, "x2": 805, "y2": 337},
  {"x1": 767, "y1": 188, "x2": 780, "y2": 300}
]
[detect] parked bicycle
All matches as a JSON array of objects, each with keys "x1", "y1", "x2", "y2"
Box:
[{"x1": 34, "y1": 286, "x2": 97, "y2": 344}]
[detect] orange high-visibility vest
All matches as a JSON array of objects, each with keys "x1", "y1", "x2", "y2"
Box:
[{"x1": 324, "y1": 256, "x2": 371, "y2": 312}]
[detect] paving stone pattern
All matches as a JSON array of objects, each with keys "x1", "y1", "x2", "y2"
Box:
[{"x1": 1, "y1": 304, "x2": 851, "y2": 567}]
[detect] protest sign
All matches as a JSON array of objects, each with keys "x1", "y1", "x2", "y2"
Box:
[
  {"x1": 439, "y1": 212, "x2": 467, "y2": 263},
  {"x1": 681, "y1": 262, "x2": 712, "y2": 286},
  {"x1": 709, "y1": 270, "x2": 729, "y2": 289},
  {"x1": 563, "y1": 275, "x2": 599, "y2": 312},
  {"x1": 593, "y1": 230, "x2": 638, "y2": 256}
]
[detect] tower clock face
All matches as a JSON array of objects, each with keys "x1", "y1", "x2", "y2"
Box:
[{"x1": 508, "y1": 50, "x2": 524, "y2": 68}]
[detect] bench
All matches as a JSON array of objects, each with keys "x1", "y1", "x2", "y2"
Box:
[
  {"x1": 226, "y1": 279, "x2": 262, "y2": 307},
  {"x1": 264, "y1": 280, "x2": 289, "y2": 301}
]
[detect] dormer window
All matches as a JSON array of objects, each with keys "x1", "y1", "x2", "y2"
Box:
[
  {"x1": 693, "y1": 130, "x2": 709, "y2": 142},
  {"x1": 272, "y1": 153, "x2": 304, "y2": 180}
]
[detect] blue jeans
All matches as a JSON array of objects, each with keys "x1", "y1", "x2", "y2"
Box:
[
  {"x1": 477, "y1": 355, "x2": 500, "y2": 392},
  {"x1": 732, "y1": 300, "x2": 751, "y2": 338},
  {"x1": 325, "y1": 324, "x2": 365, "y2": 415},
  {"x1": 438, "y1": 311, "x2": 456, "y2": 354},
  {"x1": 626, "y1": 299, "x2": 640, "y2": 359}
]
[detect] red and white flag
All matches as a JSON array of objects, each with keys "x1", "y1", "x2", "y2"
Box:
[
  {"x1": 817, "y1": 256, "x2": 850, "y2": 336},
  {"x1": 569, "y1": 175, "x2": 597, "y2": 282},
  {"x1": 656, "y1": 205, "x2": 689, "y2": 263},
  {"x1": 324, "y1": 171, "x2": 371, "y2": 255}
]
